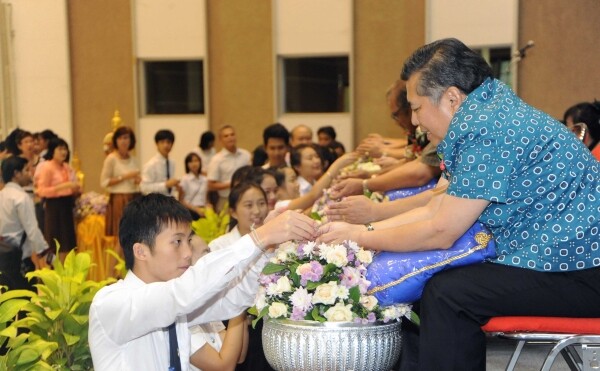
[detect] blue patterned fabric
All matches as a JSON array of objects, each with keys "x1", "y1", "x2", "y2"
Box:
[
  {"x1": 385, "y1": 178, "x2": 438, "y2": 201},
  {"x1": 439, "y1": 78, "x2": 600, "y2": 272}
]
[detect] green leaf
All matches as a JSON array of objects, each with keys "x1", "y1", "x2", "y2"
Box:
[
  {"x1": 323, "y1": 263, "x2": 338, "y2": 275},
  {"x1": 0, "y1": 289, "x2": 36, "y2": 304},
  {"x1": 410, "y1": 311, "x2": 421, "y2": 326},
  {"x1": 45, "y1": 309, "x2": 63, "y2": 321},
  {"x1": 310, "y1": 212, "x2": 322, "y2": 221},
  {"x1": 261, "y1": 263, "x2": 287, "y2": 275},
  {"x1": 305, "y1": 281, "x2": 321, "y2": 290},
  {"x1": 251, "y1": 307, "x2": 269, "y2": 329},
  {"x1": 310, "y1": 307, "x2": 326, "y2": 322},
  {"x1": 62, "y1": 332, "x2": 80, "y2": 346},
  {"x1": 15, "y1": 347, "x2": 40, "y2": 365},
  {"x1": 0, "y1": 326, "x2": 18, "y2": 338},
  {"x1": 0, "y1": 299, "x2": 30, "y2": 323},
  {"x1": 247, "y1": 306, "x2": 258, "y2": 316},
  {"x1": 349, "y1": 286, "x2": 360, "y2": 303}
]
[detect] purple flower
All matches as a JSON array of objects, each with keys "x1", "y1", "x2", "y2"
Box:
[
  {"x1": 367, "y1": 312, "x2": 377, "y2": 323},
  {"x1": 291, "y1": 306, "x2": 307, "y2": 321},
  {"x1": 259, "y1": 273, "x2": 280, "y2": 286},
  {"x1": 339, "y1": 266, "x2": 360, "y2": 288},
  {"x1": 296, "y1": 261, "x2": 323, "y2": 286}
]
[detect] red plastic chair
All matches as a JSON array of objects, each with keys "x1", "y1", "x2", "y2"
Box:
[{"x1": 482, "y1": 316, "x2": 600, "y2": 371}]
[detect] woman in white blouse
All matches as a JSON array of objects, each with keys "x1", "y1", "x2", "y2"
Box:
[
  {"x1": 290, "y1": 144, "x2": 324, "y2": 196},
  {"x1": 179, "y1": 152, "x2": 208, "y2": 220},
  {"x1": 99, "y1": 126, "x2": 141, "y2": 245}
]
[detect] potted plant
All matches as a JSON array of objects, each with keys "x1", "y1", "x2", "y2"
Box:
[{"x1": 0, "y1": 249, "x2": 115, "y2": 370}]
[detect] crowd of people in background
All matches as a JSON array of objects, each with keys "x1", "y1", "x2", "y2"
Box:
[{"x1": 1, "y1": 37, "x2": 600, "y2": 369}]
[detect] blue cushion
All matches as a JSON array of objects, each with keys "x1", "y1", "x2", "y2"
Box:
[
  {"x1": 385, "y1": 178, "x2": 438, "y2": 201},
  {"x1": 366, "y1": 222, "x2": 496, "y2": 305}
]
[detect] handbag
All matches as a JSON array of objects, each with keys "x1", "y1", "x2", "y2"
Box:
[{"x1": 366, "y1": 222, "x2": 497, "y2": 305}]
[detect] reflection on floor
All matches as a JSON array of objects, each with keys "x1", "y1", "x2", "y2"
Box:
[{"x1": 486, "y1": 336, "x2": 571, "y2": 371}]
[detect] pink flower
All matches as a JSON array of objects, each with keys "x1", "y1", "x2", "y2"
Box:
[{"x1": 296, "y1": 261, "x2": 323, "y2": 286}]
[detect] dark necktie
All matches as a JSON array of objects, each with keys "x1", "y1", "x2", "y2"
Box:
[
  {"x1": 166, "y1": 158, "x2": 172, "y2": 194},
  {"x1": 168, "y1": 322, "x2": 181, "y2": 371}
]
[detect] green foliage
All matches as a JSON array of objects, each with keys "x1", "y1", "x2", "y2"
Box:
[
  {"x1": 0, "y1": 250, "x2": 115, "y2": 370},
  {"x1": 105, "y1": 249, "x2": 127, "y2": 279},
  {"x1": 191, "y1": 204, "x2": 230, "y2": 244}
]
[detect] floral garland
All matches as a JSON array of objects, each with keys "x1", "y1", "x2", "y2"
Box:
[
  {"x1": 250, "y1": 240, "x2": 413, "y2": 325},
  {"x1": 74, "y1": 191, "x2": 108, "y2": 219}
]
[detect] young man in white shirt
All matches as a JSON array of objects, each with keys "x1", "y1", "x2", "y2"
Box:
[
  {"x1": 89, "y1": 193, "x2": 317, "y2": 370},
  {"x1": 0, "y1": 156, "x2": 48, "y2": 290},
  {"x1": 207, "y1": 125, "x2": 251, "y2": 211},
  {"x1": 140, "y1": 129, "x2": 180, "y2": 196}
]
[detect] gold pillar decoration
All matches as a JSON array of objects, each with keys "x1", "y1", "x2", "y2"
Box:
[
  {"x1": 111, "y1": 109, "x2": 123, "y2": 130},
  {"x1": 71, "y1": 152, "x2": 85, "y2": 189}
]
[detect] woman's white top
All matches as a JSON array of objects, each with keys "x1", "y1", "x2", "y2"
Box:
[
  {"x1": 100, "y1": 152, "x2": 140, "y2": 193},
  {"x1": 189, "y1": 321, "x2": 226, "y2": 371},
  {"x1": 297, "y1": 176, "x2": 313, "y2": 196},
  {"x1": 180, "y1": 173, "x2": 208, "y2": 207},
  {"x1": 209, "y1": 226, "x2": 242, "y2": 252}
]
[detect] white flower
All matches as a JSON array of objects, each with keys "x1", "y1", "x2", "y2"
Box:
[
  {"x1": 255, "y1": 286, "x2": 267, "y2": 311},
  {"x1": 275, "y1": 241, "x2": 297, "y2": 263},
  {"x1": 324, "y1": 302, "x2": 354, "y2": 322},
  {"x1": 325, "y1": 244, "x2": 348, "y2": 267},
  {"x1": 302, "y1": 241, "x2": 316, "y2": 256},
  {"x1": 312, "y1": 281, "x2": 338, "y2": 305},
  {"x1": 381, "y1": 304, "x2": 412, "y2": 322},
  {"x1": 345, "y1": 240, "x2": 360, "y2": 253},
  {"x1": 290, "y1": 287, "x2": 313, "y2": 311},
  {"x1": 268, "y1": 302, "x2": 289, "y2": 318},
  {"x1": 267, "y1": 276, "x2": 292, "y2": 296},
  {"x1": 318, "y1": 242, "x2": 333, "y2": 259},
  {"x1": 360, "y1": 295, "x2": 378, "y2": 311},
  {"x1": 336, "y1": 285, "x2": 349, "y2": 300},
  {"x1": 357, "y1": 162, "x2": 381, "y2": 174},
  {"x1": 356, "y1": 249, "x2": 373, "y2": 265}
]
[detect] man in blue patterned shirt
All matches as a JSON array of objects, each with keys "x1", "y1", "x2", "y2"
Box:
[{"x1": 318, "y1": 38, "x2": 600, "y2": 370}]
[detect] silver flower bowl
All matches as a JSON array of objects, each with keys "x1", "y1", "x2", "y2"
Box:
[{"x1": 262, "y1": 319, "x2": 402, "y2": 371}]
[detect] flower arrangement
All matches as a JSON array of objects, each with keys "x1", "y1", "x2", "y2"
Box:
[
  {"x1": 340, "y1": 157, "x2": 381, "y2": 177},
  {"x1": 249, "y1": 240, "x2": 414, "y2": 326},
  {"x1": 75, "y1": 191, "x2": 108, "y2": 219}
]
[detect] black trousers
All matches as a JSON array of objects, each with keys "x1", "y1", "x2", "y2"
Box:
[{"x1": 402, "y1": 262, "x2": 600, "y2": 371}]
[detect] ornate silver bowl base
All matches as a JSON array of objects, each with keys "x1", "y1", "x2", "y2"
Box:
[{"x1": 262, "y1": 319, "x2": 402, "y2": 371}]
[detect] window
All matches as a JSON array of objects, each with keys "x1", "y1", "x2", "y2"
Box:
[
  {"x1": 142, "y1": 60, "x2": 204, "y2": 115},
  {"x1": 282, "y1": 56, "x2": 349, "y2": 113},
  {"x1": 476, "y1": 47, "x2": 512, "y2": 87}
]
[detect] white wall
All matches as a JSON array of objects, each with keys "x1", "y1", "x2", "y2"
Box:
[
  {"x1": 426, "y1": 0, "x2": 518, "y2": 48},
  {"x1": 4, "y1": 0, "x2": 72, "y2": 144},
  {"x1": 274, "y1": 0, "x2": 353, "y2": 150},
  {"x1": 134, "y1": 0, "x2": 208, "y2": 178}
]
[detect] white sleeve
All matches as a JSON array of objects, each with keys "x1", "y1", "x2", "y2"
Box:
[
  {"x1": 18, "y1": 196, "x2": 48, "y2": 254},
  {"x1": 89, "y1": 235, "x2": 261, "y2": 345},
  {"x1": 99, "y1": 155, "x2": 114, "y2": 189}
]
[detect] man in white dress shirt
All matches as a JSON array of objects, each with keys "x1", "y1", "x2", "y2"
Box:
[
  {"x1": 140, "y1": 129, "x2": 180, "y2": 196},
  {"x1": 0, "y1": 156, "x2": 48, "y2": 290},
  {"x1": 89, "y1": 193, "x2": 318, "y2": 370},
  {"x1": 207, "y1": 125, "x2": 250, "y2": 211}
]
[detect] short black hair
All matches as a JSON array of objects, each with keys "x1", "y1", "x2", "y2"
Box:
[
  {"x1": 1, "y1": 155, "x2": 28, "y2": 183},
  {"x1": 0, "y1": 141, "x2": 6, "y2": 153},
  {"x1": 199, "y1": 131, "x2": 215, "y2": 150},
  {"x1": 5, "y1": 129, "x2": 32, "y2": 156},
  {"x1": 112, "y1": 126, "x2": 136, "y2": 151},
  {"x1": 119, "y1": 193, "x2": 193, "y2": 270},
  {"x1": 290, "y1": 143, "x2": 323, "y2": 172},
  {"x1": 154, "y1": 129, "x2": 175, "y2": 144},
  {"x1": 252, "y1": 145, "x2": 268, "y2": 167},
  {"x1": 401, "y1": 38, "x2": 493, "y2": 104},
  {"x1": 44, "y1": 137, "x2": 70, "y2": 162},
  {"x1": 317, "y1": 126, "x2": 336, "y2": 140},
  {"x1": 563, "y1": 101, "x2": 600, "y2": 148},
  {"x1": 40, "y1": 129, "x2": 58, "y2": 141},
  {"x1": 263, "y1": 123, "x2": 290, "y2": 146}
]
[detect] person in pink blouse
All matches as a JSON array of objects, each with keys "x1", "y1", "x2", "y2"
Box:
[{"x1": 36, "y1": 137, "x2": 80, "y2": 262}]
